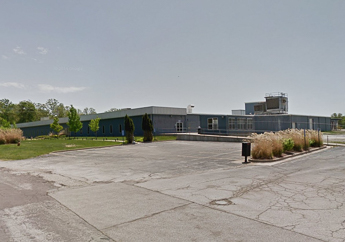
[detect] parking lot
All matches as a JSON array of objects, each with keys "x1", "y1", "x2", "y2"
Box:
[{"x1": 1, "y1": 141, "x2": 345, "y2": 241}]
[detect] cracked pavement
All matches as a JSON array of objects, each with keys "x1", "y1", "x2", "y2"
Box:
[{"x1": 1, "y1": 141, "x2": 344, "y2": 241}]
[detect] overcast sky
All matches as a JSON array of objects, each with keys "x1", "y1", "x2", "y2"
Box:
[{"x1": 1, "y1": 0, "x2": 344, "y2": 116}]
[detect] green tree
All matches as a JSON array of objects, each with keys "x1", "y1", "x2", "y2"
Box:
[
  {"x1": 83, "y1": 107, "x2": 97, "y2": 115},
  {"x1": 0, "y1": 117, "x2": 11, "y2": 128},
  {"x1": 67, "y1": 106, "x2": 83, "y2": 137},
  {"x1": 142, "y1": 113, "x2": 153, "y2": 142},
  {"x1": 45, "y1": 99, "x2": 69, "y2": 118},
  {"x1": 50, "y1": 117, "x2": 63, "y2": 136},
  {"x1": 125, "y1": 115, "x2": 135, "y2": 143},
  {"x1": 0, "y1": 99, "x2": 16, "y2": 123},
  {"x1": 331, "y1": 113, "x2": 344, "y2": 128},
  {"x1": 89, "y1": 117, "x2": 100, "y2": 138},
  {"x1": 35, "y1": 103, "x2": 49, "y2": 120},
  {"x1": 16, "y1": 100, "x2": 37, "y2": 123}
]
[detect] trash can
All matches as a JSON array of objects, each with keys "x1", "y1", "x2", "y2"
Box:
[
  {"x1": 197, "y1": 126, "x2": 201, "y2": 134},
  {"x1": 242, "y1": 142, "x2": 251, "y2": 164},
  {"x1": 242, "y1": 142, "x2": 251, "y2": 157}
]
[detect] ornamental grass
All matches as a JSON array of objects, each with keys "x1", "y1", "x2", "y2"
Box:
[
  {"x1": 251, "y1": 129, "x2": 323, "y2": 159},
  {"x1": 0, "y1": 128, "x2": 23, "y2": 144}
]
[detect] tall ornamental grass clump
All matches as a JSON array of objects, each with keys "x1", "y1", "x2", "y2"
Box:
[
  {"x1": 0, "y1": 131, "x2": 5, "y2": 144},
  {"x1": 252, "y1": 139, "x2": 273, "y2": 159},
  {"x1": 0, "y1": 128, "x2": 23, "y2": 144},
  {"x1": 251, "y1": 129, "x2": 323, "y2": 159},
  {"x1": 307, "y1": 130, "x2": 323, "y2": 147}
]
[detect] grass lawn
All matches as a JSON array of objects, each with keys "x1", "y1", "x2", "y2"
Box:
[
  {"x1": 323, "y1": 131, "x2": 345, "y2": 135},
  {"x1": 0, "y1": 135, "x2": 177, "y2": 160},
  {"x1": 0, "y1": 139, "x2": 122, "y2": 160}
]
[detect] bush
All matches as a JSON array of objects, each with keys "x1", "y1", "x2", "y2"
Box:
[
  {"x1": 0, "y1": 132, "x2": 5, "y2": 144},
  {"x1": 252, "y1": 139, "x2": 273, "y2": 159},
  {"x1": 283, "y1": 138, "x2": 294, "y2": 152},
  {"x1": 308, "y1": 130, "x2": 323, "y2": 147},
  {"x1": 142, "y1": 113, "x2": 153, "y2": 142},
  {"x1": 125, "y1": 115, "x2": 135, "y2": 144},
  {"x1": 251, "y1": 129, "x2": 324, "y2": 159},
  {"x1": 36, "y1": 135, "x2": 50, "y2": 139},
  {"x1": 0, "y1": 128, "x2": 23, "y2": 144}
]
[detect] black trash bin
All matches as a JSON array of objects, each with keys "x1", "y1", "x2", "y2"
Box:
[{"x1": 242, "y1": 142, "x2": 251, "y2": 164}]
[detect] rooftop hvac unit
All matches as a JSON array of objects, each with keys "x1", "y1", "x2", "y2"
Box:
[
  {"x1": 254, "y1": 102, "x2": 267, "y2": 115},
  {"x1": 187, "y1": 104, "x2": 194, "y2": 114},
  {"x1": 265, "y1": 92, "x2": 288, "y2": 114}
]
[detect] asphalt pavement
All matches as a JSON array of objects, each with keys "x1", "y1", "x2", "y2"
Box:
[{"x1": 1, "y1": 141, "x2": 345, "y2": 241}]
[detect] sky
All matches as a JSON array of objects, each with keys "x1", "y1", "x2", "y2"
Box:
[{"x1": 0, "y1": 0, "x2": 344, "y2": 116}]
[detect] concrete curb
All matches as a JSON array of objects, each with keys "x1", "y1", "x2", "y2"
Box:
[
  {"x1": 249, "y1": 145, "x2": 328, "y2": 163},
  {"x1": 176, "y1": 134, "x2": 251, "y2": 143}
]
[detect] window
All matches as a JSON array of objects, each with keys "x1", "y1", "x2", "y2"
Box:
[
  {"x1": 176, "y1": 122, "x2": 183, "y2": 132},
  {"x1": 207, "y1": 118, "x2": 218, "y2": 130},
  {"x1": 229, "y1": 118, "x2": 236, "y2": 130},
  {"x1": 110, "y1": 125, "x2": 113, "y2": 134},
  {"x1": 247, "y1": 118, "x2": 253, "y2": 130},
  {"x1": 238, "y1": 118, "x2": 246, "y2": 130},
  {"x1": 102, "y1": 125, "x2": 105, "y2": 134}
]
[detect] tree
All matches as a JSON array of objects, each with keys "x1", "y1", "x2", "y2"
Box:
[
  {"x1": 0, "y1": 118, "x2": 11, "y2": 128},
  {"x1": 35, "y1": 103, "x2": 49, "y2": 120},
  {"x1": 142, "y1": 113, "x2": 153, "y2": 142},
  {"x1": 83, "y1": 107, "x2": 97, "y2": 115},
  {"x1": 67, "y1": 106, "x2": 83, "y2": 137},
  {"x1": 125, "y1": 115, "x2": 135, "y2": 143},
  {"x1": 106, "y1": 108, "x2": 118, "y2": 113},
  {"x1": 50, "y1": 117, "x2": 63, "y2": 136},
  {"x1": 45, "y1": 99, "x2": 69, "y2": 118},
  {"x1": 331, "y1": 113, "x2": 344, "y2": 128},
  {"x1": 0, "y1": 99, "x2": 16, "y2": 123},
  {"x1": 16, "y1": 100, "x2": 37, "y2": 123},
  {"x1": 89, "y1": 118, "x2": 100, "y2": 138}
]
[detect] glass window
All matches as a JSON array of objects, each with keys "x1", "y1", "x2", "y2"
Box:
[
  {"x1": 102, "y1": 125, "x2": 105, "y2": 134},
  {"x1": 238, "y1": 118, "x2": 246, "y2": 130},
  {"x1": 247, "y1": 118, "x2": 253, "y2": 130},
  {"x1": 229, "y1": 118, "x2": 236, "y2": 130},
  {"x1": 207, "y1": 118, "x2": 218, "y2": 130},
  {"x1": 110, "y1": 125, "x2": 113, "y2": 134}
]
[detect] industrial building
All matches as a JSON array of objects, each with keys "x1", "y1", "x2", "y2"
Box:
[{"x1": 17, "y1": 93, "x2": 332, "y2": 137}]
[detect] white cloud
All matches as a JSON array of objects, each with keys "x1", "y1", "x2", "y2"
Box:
[
  {"x1": 38, "y1": 84, "x2": 86, "y2": 93},
  {"x1": 13, "y1": 46, "x2": 26, "y2": 55},
  {"x1": 0, "y1": 82, "x2": 25, "y2": 88},
  {"x1": 37, "y1": 47, "x2": 48, "y2": 55},
  {"x1": 2, "y1": 55, "x2": 8, "y2": 60}
]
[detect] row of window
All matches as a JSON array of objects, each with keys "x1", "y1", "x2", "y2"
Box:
[{"x1": 207, "y1": 118, "x2": 253, "y2": 130}]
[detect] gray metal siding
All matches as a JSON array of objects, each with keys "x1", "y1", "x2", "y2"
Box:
[{"x1": 152, "y1": 114, "x2": 186, "y2": 133}]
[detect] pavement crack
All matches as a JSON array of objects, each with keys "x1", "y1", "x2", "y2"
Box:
[{"x1": 101, "y1": 203, "x2": 192, "y2": 231}]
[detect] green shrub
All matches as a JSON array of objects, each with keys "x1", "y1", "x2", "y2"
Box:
[
  {"x1": 142, "y1": 113, "x2": 153, "y2": 142},
  {"x1": 283, "y1": 138, "x2": 294, "y2": 152},
  {"x1": 125, "y1": 115, "x2": 135, "y2": 144},
  {"x1": 36, "y1": 135, "x2": 50, "y2": 139}
]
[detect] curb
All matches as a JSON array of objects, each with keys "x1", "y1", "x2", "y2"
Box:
[{"x1": 249, "y1": 146, "x2": 328, "y2": 163}]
